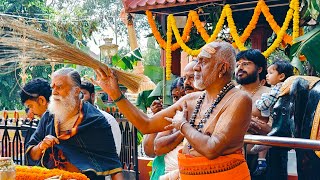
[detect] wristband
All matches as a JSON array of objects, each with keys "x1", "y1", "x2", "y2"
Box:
[{"x1": 113, "y1": 94, "x2": 126, "y2": 103}]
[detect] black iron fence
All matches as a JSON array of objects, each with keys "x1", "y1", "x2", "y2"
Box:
[{"x1": 0, "y1": 115, "x2": 139, "y2": 179}]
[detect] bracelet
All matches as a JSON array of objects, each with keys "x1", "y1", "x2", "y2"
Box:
[
  {"x1": 113, "y1": 93, "x2": 126, "y2": 103},
  {"x1": 179, "y1": 121, "x2": 188, "y2": 131}
]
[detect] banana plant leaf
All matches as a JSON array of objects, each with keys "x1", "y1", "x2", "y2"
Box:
[
  {"x1": 143, "y1": 65, "x2": 163, "y2": 83},
  {"x1": 112, "y1": 48, "x2": 143, "y2": 70},
  {"x1": 290, "y1": 26, "x2": 320, "y2": 72}
]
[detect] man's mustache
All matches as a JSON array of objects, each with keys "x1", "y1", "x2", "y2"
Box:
[
  {"x1": 51, "y1": 95, "x2": 62, "y2": 100},
  {"x1": 236, "y1": 70, "x2": 247, "y2": 75}
]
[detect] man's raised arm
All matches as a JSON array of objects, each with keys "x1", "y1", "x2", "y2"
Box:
[{"x1": 93, "y1": 68, "x2": 179, "y2": 134}]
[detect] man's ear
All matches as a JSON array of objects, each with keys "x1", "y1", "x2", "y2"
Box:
[
  {"x1": 220, "y1": 62, "x2": 229, "y2": 75},
  {"x1": 38, "y1": 96, "x2": 47, "y2": 105},
  {"x1": 257, "y1": 67, "x2": 263, "y2": 74}
]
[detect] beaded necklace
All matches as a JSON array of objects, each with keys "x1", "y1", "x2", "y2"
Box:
[
  {"x1": 188, "y1": 82, "x2": 235, "y2": 149},
  {"x1": 189, "y1": 82, "x2": 235, "y2": 132}
]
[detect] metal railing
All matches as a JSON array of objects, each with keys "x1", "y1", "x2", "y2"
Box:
[
  {"x1": 0, "y1": 116, "x2": 139, "y2": 179},
  {"x1": 244, "y1": 134, "x2": 320, "y2": 150},
  {"x1": 0, "y1": 118, "x2": 38, "y2": 165}
]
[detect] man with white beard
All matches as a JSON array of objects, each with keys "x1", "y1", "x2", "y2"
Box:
[{"x1": 25, "y1": 68, "x2": 123, "y2": 180}]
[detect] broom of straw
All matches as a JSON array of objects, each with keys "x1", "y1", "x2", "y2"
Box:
[{"x1": 0, "y1": 16, "x2": 156, "y2": 93}]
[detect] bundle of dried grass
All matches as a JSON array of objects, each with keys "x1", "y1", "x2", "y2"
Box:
[{"x1": 0, "y1": 16, "x2": 156, "y2": 93}]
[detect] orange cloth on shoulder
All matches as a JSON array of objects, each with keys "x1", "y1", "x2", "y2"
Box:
[{"x1": 178, "y1": 151, "x2": 250, "y2": 180}]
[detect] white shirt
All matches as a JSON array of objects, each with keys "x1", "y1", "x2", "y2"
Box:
[{"x1": 98, "y1": 109, "x2": 122, "y2": 156}]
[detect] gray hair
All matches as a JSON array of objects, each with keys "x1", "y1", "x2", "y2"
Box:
[
  {"x1": 200, "y1": 41, "x2": 236, "y2": 76},
  {"x1": 52, "y1": 68, "x2": 81, "y2": 87}
]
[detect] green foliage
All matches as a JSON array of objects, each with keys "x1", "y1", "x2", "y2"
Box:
[
  {"x1": 142, "y1": 37, "x2": 161, "y2": 67},
  {"x1": 0, "y1": 71, "x2": 24, "y2": 109},
  {"x1": 144, "y1": 65, "x2": 163, "y2": 84},
  {"x1": 301, "y1": 0, "x2": 320, "y2": 21},
  {"x1": 111, "y1": 48, "x2": 143, "y2": 70},
  {"x1": 0, "y1": 0, "x2": 98, "y2": 109},
  {"x1": 290, "y1": 26, "x2": 320, "y2": 73}
]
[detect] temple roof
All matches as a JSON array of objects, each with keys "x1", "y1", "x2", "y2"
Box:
[
  {"x1": 122, "y1": 0, "x2": 221, "y2": 13},
  {"x1": 122, "y1": 0, "x2": 290, "y2": 28},
  {"x1": 122, "y1": 0, "x2": 289, "y2": 14}
]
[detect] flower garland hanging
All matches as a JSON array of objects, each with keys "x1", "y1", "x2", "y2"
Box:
[
  {"x1": 292, "y1": 0, "x2": 300, "y2": 39},
  {"x1": 190, "y1": 10, "x2": 210, "y2": 42},
  {"x1": 225, "y1": 5, "x2": 246, "y2": 50},
  {"x1": 16, "y1": 165, "x2": 89, "y2": 180},
  {"x1": 166, "y1": 14, "x2": 173, "y2": 80},
  {"x1": 146, "y1": 0, "x2": 300, "y2": 63},
  {"x1": 170, "y1": 15, "x2": 201, "y2": 56},
  {"x1": 146, "y1": 10, "x2": 193, "y2": 51},
  {"x1": 240, "y1": 1, "x2": 262, "y2": 43},
  {"x1": 262, "y1": 8, "x2": 293, "y2": 57},
  {"x1": 207, "y1": 6, "x2": 226, "y2": 43}
]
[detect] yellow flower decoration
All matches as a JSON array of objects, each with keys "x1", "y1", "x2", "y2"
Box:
[
  {"x1": 147, "y1": 0, "x2": 300, "y2": 77},
  {"x1": 16, "y1": 165, "x2": 89, "y2": 180}
]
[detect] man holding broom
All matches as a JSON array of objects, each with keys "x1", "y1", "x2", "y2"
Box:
[{"x1": 94, "y1": 41, "x2": 252, "y2": 179}]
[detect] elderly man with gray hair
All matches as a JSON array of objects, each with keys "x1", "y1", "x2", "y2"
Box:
[
  {"x1": 94, "y1": 41, "x2": 252, "y2": 179},
  {"x1": 25, "y1": 68, "x2": 123, "y2": 180}
]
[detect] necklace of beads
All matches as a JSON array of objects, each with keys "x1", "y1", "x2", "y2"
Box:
[
  {"x1": 187, "y1": 82, "x2": 234, "y2": 149},
  {"x1": 189, "y1": 82, "x2": 235, "y2": 132}
]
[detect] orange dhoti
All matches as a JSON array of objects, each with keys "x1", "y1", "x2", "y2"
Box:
[{"x1": 178, "y1": 151, "x2": 250, "y2": 180}]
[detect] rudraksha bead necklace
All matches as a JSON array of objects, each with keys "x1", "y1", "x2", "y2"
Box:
[
  {"x1": 189, "y1": 82, "x2": 235, "y2": 132},
  {"x1": 188, "y1": 82, "x2": 235, "y2": 149}
]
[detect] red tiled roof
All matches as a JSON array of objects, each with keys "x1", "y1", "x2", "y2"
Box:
[
  {"x1": 123, "y1": 0, "x2": 191, "y2": 10},
  {"x1": 122, "y1": 0, "x2": 217, "y2": 13}
]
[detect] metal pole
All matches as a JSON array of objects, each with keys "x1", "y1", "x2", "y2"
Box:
[{"x1": 244, "y1": 135, "x2": 320, "y2": 151}]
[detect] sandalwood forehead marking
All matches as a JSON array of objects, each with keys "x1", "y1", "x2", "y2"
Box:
[{"x1": 199, "y1": 45, "x2": 216, "y2": 59}]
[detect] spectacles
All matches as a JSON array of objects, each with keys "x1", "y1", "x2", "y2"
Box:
[{"x1": 236, "y1": 61, "x2": 254, "y2": 68}]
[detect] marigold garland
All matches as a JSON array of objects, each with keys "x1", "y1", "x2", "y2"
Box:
[
  {"x1": 146, "y1": 10, "x2": 193, "y2": 51},
  {"x1": 207, "y1": 6, "x2": 226, "y2": 43},
  {"x1": 16, "y1": 165, "x2": 89, "y2": 180},
  {"x1": 169, "y1": 15, "x2": 201, "y2": 56},
  {"x1": 292, "y1": 0, "x2": 300, "y2": 39},
  {"x1": 225, "y1": 5, "x2": 246, "y2": 50},
  {"x1": 166, "y1": 15, "x2": 173, "y2": 80},
  {"x1": 146, "y1": 0, "x2": 300, "y2": 78},
  {"x1": 190, "y1": 10, "x2": 210, "y2": 42},
  {"x1": 240, "y1": 1, "x2": 262, "y2": 43},
  {"x1": 262, "y1": 8, "x2": 293, "y2": 57}
]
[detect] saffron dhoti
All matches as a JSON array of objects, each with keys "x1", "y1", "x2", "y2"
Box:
[{"x1": 178, "y1": 151, "x2": 250, "y2": 180}]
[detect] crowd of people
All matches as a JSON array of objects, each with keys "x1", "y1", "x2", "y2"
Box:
[{"x1": 20, "y1": 40, "x2": 295, "y2": 179}]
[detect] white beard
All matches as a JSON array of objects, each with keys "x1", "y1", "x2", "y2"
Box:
[
  {"x1": 48, "y1": 88, "x2": 77, "y2": 123},
  {"x1": 194, "y1": 75, "x2": 206, "y2": 90}
]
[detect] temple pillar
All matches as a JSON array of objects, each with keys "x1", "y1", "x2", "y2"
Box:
[{"x1": 250, "y1": 23, "x2": 273, "y2": 51}]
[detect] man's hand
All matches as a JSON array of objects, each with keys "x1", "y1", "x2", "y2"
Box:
[
  {"x1": 92, "y1": 68, "x2": 121, "y2": 99},
  {"x1": 150, "y1": 100, "x2": 163, "y2": 114},
  {"x1": 39, "y1": 135, "x2": 60, "y2": 151},
  {"x1": 248, "y1": 117, "x2": 271, "y2": 135},
  {"x1": 164, "y1": 102, "x2": 188, "y2": 130}
]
